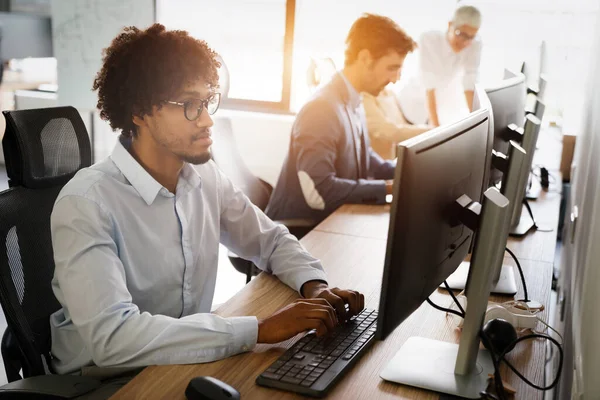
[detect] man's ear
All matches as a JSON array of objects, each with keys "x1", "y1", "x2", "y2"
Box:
[
  {"x1": 357, "y1": 48, "x2": 372, "y2": 66},
  {"x1": 132, "y1": 114, "x2": 146, "y2": 129}
]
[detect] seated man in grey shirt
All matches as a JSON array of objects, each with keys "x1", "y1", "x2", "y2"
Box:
[
  {"x1": 49, "y1": 24, "x2": 363, "y2": 377},
  {"x1": 266, "y1": 14, "x2": 417, "y2": 224}
]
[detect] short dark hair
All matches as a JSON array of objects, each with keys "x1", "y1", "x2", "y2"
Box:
[
  {"x1": 92, "y1": 23, "x2": 220, "y2": 138},
  {"x1": 345, "y1": 14, "x2": 417, "y2": 67}
]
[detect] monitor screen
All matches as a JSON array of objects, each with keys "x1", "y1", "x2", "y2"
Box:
[
  {"x1": 377, "y1": 108, "x2": 490, "y2": 340},
  {"x1": 485, "y1": 73, "x2": 527, "y2": 185}
]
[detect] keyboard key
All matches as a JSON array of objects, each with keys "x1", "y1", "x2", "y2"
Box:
[
  {"x1": 303, "y1": 344, "x2": 316, "y2": 352},
  {"x1": 300, "y1": 380, "x2": 313, "y2": 387},
  {"x1": 281, "y1": 376, "x2": 303, "y2": 385},
  {"x1": 330, "y1": 349, "x2": 343, "y2": 357},
  {"x1": 313, "y1": 367, "x2": 326, "y2": 374},
  {"x1": 342, "y1": 354, "x2": 352, "y2": 361},
  {"x1": 292, "y1": 354, "x2": 305, "y2": 361},
  {"x1": 261, "y1": 372, "x2": 282, "y2": 380}
]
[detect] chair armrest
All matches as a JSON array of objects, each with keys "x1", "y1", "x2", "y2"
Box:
[{"x1": 0, "y1": 374, "x2": 101, "y2": 399}]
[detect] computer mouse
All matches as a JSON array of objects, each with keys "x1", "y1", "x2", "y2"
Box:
[{"x1": 185, "y1": 376, "x2": 240, "y2": 400}]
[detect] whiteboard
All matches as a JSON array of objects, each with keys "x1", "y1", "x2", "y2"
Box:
[{"x1": 51, "y1": 0, "x2": 155, "y2": 110}]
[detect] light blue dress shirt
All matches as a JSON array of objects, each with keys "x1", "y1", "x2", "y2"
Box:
[{"x1": 49, "y1": 136, "x2": 327, "y2": 374}]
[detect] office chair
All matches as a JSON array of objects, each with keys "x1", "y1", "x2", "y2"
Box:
[
  {"x1": 0, "y1": 107, "x2": 101, "y2": 398},
  {"x1": 211, "y1": 117, "x2": 317, "y2": 283}
]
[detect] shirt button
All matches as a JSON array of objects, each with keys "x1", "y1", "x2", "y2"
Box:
[{"x1": 241, "y1": 345, "x2": 249, "y2": 351}]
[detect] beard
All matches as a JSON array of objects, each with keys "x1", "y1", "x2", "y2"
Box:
[
  {"x1": 178, "y1": 149, "x2": 212, "y2": 165},
  {"x1": 150, "y1": 123, "x2": 213, "y2": 165}
]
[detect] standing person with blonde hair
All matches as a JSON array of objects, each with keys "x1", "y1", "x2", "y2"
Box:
[{"x1": 398, "y1": 5, "x2": 483, "y2": 127}]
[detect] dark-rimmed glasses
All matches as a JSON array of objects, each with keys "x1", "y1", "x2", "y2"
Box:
[{"x1": 165, "y1": 93, "x2": 221, "y2": 121}]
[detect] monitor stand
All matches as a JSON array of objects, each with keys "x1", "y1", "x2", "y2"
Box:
[
  {"x1": 509, "y1": 204, "x2": 535, "y2": 237},
  {"x1": 443, "y1": 261, "x2": 517, "y2": 295},
  {"x1": 526, "y1": 174, "x2": 541, "y2": 200},
  {"x1": 380, "y1": 337, "x2": 494, "y2": 399}
]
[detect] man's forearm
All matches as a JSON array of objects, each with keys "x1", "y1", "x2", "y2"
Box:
[
  {"x1": 426, "y1": 89, "x2": 439, "y2": 127},
  {"x1": 465, "y1": 90, "x2": 474, "y2": 112}
]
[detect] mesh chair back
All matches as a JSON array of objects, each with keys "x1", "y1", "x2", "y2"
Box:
[{"x1": 0, "y1": 106, "x2": 91, "y2": 377}]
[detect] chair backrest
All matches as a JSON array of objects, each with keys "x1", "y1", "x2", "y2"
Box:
[
  {"x1": 0, "y1": 106, "x2": 91, "y2": 377},
  {"x1": 210, "y1": 117, "x2": 272, "y2": 211}
]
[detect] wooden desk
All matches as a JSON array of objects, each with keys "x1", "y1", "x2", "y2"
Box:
[{"x1": 113, "y1": 197, "x2": 559, "y2": 399}]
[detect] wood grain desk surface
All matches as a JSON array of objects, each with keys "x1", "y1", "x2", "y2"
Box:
[
  {"x1": 113, "y1": 192, "x2": 559, "y2": 400},
  {"x1": 316, "y1": 188, "x2": 561, "y2": 264}
]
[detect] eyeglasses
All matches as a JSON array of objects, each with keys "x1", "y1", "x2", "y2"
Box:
[
  {"x1": 454, "y1": 29, "x2": 476, "y2": 42},
  {"x1": 165, "y1": 93, "x2": 221, "y2": 121}
]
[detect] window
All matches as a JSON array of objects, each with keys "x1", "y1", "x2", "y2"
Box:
[
  {"x1": 157, "y1": 0, "x2": 295, "y2": 112},
  {"x1": 159, "y1": 0, "x2": 598, "y2": 119}
]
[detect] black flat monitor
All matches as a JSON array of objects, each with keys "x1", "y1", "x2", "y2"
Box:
[
  {"x1": 377, "y1": 108, "x2": 490, "y2": 340},
  {"x1": 485, "y1": 71, "x2": 526, "y2": 185}
]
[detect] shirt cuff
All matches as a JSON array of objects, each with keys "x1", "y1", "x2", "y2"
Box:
[
  {"x1": 230, "y1": 316, "x2": 259, "y2": 353},
  {"x1": 291, "y1": 269, "x2": 329, "y2": 294}
]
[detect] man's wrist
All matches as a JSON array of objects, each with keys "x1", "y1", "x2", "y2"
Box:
[{"x1": 301, "y1": 280, "x2": 328, "y2": 298}]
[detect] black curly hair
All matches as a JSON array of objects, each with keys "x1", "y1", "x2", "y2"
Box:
[{"x1": 92, "y1": 23, "x2": 221, "y2": 138}]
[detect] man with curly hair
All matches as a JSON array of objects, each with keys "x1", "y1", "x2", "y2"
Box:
[
  {"x1": 266, "y1": 14, "x2": 417, "y2": 224},
  {"x1": 49, "y1": 24, "x2": 363, "y2": 384}
]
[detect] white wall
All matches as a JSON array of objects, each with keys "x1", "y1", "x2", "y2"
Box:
[{"x1": 558, "y1": 6, "x2": 600, "y2": 398}]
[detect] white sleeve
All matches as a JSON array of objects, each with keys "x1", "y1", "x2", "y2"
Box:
[
  {"x1": 217, "y1": 168, "x2": 328, "y2": 291},
  {"x1": 463, "y1": 40, "x2": 482, "y2": 91}
]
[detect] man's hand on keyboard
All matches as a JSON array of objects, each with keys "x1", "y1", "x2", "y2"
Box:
[
  {"x1": 301, "y1": 281, "x2": 365, "y2": 322},
  {"x1": 257, "y1": 298, "x2": 338, "y2": 344}
]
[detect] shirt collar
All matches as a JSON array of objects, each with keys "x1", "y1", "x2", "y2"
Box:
[
  {"x1": 109, "y1": 135, "x2": 202, "y2": 206},
  {"x1": 339, "y1": 71, "x2": 362, "y2": 110}
]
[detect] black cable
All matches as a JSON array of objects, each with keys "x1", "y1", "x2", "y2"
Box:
[
  {"x1": 480, "y1": 330, "x2": 508, "y2": 400},
  {"x1": 426, "y1": 297, "x2": 465, "y2": 318},
  {"x1": 523, "y1": 199, "x2": 554, "y2": 232},
  {"x1": 505, "y1": 247, "x2": 529, "y2": 302},
  {"x1": 434, "y1": 274, "x2": 563, "y2": 398},
  {"x1": 523, "y1": 198, "x2": 538, "y2": 229},
  {"x1": 498, "y1": 334, "x2": 564, "y2": 391},
  {"x1": 443, "y1": 280, "x2": 465, "y2": 315}
]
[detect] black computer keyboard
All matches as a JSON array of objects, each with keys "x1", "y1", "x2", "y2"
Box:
[{"x1": 256, "y1": 308, "x2": 378, "y2": 397}]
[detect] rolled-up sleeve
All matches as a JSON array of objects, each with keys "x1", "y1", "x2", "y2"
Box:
[
  {"x1": 217, "y1": 168, "x2": 328, "y2": 291},
  {"x1": 463, "y1": 40, "x2": 482, "y2": 90},
  {"x1": 51, "y1": 195, "x2": 258, "y2": 370}
]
